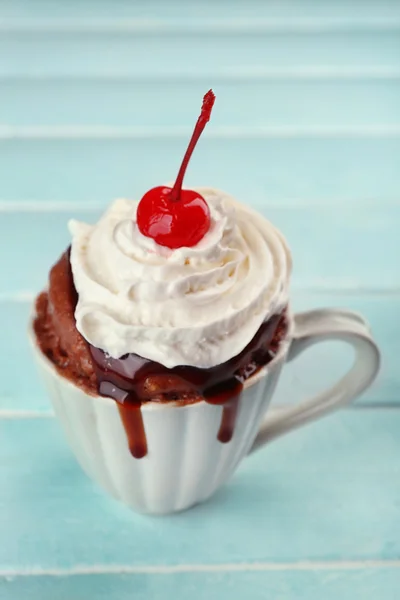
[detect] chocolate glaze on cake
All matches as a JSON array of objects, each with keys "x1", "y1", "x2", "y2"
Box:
[{"x1": 34, "y1": 250, "x2": 288, "y2": 459}]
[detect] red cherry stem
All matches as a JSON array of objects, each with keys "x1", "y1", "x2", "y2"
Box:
[{"x1": 169, "y1": 89, "x2": 216, "y2": 203}]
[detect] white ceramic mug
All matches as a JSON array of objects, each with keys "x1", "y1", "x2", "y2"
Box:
[{"x1": 30, "y1": 308, "x2": 380, "y2": 514}]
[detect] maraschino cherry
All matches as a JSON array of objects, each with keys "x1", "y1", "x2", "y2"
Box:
[{"x1": 137, "y1": 89, "x2": 216, "y2": 249}]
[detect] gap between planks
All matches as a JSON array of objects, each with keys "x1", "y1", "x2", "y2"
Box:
[
  {"x1": 2, "y1": 125, "x2": 400, "y2": 139},
  {"x1": 2, "y1": 67, "x2": 400, "y2": 81},
  {"x1": 1, "y1": 17, "x2": 400, "y2": 34},
  {"x1": 3, "y1": 560, "x2": 400, "y2": 578}
]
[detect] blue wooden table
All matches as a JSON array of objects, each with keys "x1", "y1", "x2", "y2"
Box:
[{"x1": 1, "y1": 1, "x2": 400, "y2": 598}]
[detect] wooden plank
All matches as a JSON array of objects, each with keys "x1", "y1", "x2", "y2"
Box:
[
  {"x1": 1, "y1": 136, "x2": 399, "y2": 203},
  {"x1": 1, "y1": 568, "x2": 400, "y2": 600},
  {"x1": 2, "y1": 79, "x2": 400, "y2": 128},
  {"x1": 1, "y1": 31, "x2": 399, "y2": 77},
  {"x1": 2, "y1": 411, "x2": 400, "y2": 569},
  {"x1": 1, "y1": 0, "x2": 400, "y2": 21}
]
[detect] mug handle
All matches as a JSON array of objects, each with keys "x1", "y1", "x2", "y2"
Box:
[{"x1": 250, "y1": 308, "x2": 380, "y2": 453}]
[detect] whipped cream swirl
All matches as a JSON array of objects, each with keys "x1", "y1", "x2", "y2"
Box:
[{"x1": 69, "y1": 188, "x2": 291, "y2": 369}]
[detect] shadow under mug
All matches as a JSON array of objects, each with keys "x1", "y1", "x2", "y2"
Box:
[{"x1": 29, "y1": 308, "x2": 380, "y2": 514}]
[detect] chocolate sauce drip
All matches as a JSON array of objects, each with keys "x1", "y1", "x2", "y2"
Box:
[{"x1": 89, "y1": 312, "x2": 287, "y2": 459}]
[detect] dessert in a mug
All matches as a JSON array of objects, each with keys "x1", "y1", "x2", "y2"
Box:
[
  {"x1": 34, "y1": 90, "x2": 291, "y2": 459},
  {"x1": 31, "y1": 90, "x2": 380, "y2": 514}
]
